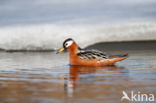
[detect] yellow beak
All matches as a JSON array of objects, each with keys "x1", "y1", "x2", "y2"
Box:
[{"x1": 56, "y1": 48, "x2": 65, "y2": 54}]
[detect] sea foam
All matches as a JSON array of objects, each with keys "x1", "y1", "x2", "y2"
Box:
[{"x1": 0, "y1": 23, "x2": 156, "y2": 51}]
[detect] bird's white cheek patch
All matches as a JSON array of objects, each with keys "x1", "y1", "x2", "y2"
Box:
[{"x1": 67, "y1": 41, "x2": 73, "y2": 47}]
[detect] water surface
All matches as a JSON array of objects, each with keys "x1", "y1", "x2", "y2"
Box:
[{"x1": 0, "y1": 42, "x2": 156, "y2": 103}]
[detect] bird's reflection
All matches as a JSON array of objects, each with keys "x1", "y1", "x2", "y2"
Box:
[{"x1": 64, "y1": 65, "x2": 125, "y2": 100}]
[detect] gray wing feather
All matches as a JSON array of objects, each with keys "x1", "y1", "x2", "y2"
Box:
[{"x1": 77, "y1": 49, "x2": 108, "y2": 60}]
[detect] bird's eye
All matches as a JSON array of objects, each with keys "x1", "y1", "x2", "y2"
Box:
[{"x1": 64, "y1": 41, "x2": 73, "y2": 47}]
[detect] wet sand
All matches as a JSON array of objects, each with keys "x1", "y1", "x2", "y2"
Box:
[{"x1": 0, "y1": 41, "x2": 156, "y2": 103}]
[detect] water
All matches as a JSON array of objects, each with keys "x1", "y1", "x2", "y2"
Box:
[
  {"x1": 0, "y1": 23, "x2": 156, "y2": 51},
  {"x1": 0, "y1": 42, "x2": 155, "y2": 103},
  {"x1": 0, "y1": 0, "x2": 156, "y2": 25}
]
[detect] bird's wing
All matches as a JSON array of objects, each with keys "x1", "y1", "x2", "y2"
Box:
[{"x1": 77, "y1": 49, "x2": 108, "y2": 61}]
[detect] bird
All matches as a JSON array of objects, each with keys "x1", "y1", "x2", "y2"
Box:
[{"x1": 57, "y1": 38, "x2": 128, "y2": 66}]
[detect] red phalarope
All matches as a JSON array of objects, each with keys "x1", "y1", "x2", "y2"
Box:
[{"x1": 57, "y1": 38, "x2": 128, "y2": 66}]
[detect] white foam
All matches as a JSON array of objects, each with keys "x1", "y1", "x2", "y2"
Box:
[{"x1": 0, "y1": 23, "x2": 156, "y2": 51}]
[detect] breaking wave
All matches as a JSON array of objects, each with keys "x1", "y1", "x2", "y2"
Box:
[{"x1": 0, "y1": 23, "x2": 156, "y2": 52}]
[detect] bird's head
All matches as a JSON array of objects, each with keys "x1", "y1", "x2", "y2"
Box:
[{"x1": 57, "y1": 38, "x2": 75, "y2": 54}]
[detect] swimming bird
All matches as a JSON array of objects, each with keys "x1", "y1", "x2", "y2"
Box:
[{"x1": 57, "y1": 38, "x2": 128, "y2": 66}]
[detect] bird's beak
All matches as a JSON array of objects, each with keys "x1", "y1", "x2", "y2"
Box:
[{"x1": 56, "y1": 48, "x2": 65, "y2": 54}]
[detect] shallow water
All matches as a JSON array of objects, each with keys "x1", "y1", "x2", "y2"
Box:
[{"x1": 0, "y1": 42, "x2": 156, "y2": 103}]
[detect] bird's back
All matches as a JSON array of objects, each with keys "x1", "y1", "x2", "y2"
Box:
[
  {"x1": 73, "y1": 49, "x2": 128, "y2": 66},
  {"x1": 77, "y1": 49, "x2": 108, "y2": 61}
]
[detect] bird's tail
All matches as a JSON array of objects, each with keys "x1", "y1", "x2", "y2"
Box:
[
  {"x1": 108, "y1": 53, "x2": 128, "y2": 62},
  {"x1": 99, "y1": 53, "x2": 128, "y2": 66},
  {"x1": 109, "y1": 53, "x2": 128, "y2": 58}
]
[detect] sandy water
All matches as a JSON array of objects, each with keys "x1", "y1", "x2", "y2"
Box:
[{"x1": 0, "y1": 42, "x2": 156, "y2": 103}]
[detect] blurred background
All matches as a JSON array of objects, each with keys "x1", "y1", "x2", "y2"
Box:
[{"x1": 0, "y1": 0, "x2": 156, "y2": 51}]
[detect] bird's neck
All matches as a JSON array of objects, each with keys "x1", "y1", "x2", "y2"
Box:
[
  {"x1": 68, "y1": 42, "x2": 79, "y2": 55},
  {"x1": 67, "y1": 42, "x2": 80, "y2": 65}
]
